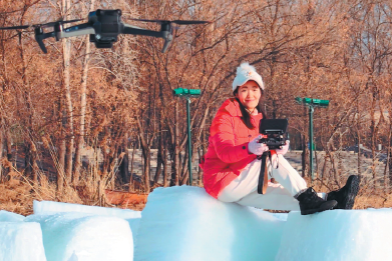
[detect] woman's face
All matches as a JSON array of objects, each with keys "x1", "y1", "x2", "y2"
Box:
[{"x1": 235, "y1": 80, "x2": 262, "y2": 111}]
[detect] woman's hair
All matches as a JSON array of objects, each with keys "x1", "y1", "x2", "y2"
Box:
[{"x1": 233, "y1": 88, "x2": 268, "y2": 129}]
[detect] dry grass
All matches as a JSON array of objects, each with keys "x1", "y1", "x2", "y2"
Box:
[
  {"x1": 104, "y1": 189, "x2": 148, "y2": 211},
  {"x1": 3, "y1": 168, "x2": 392, "y2": 217},
  {"x1": 0, "y1": 173, "x2": 83, "y2": 216},
  {"x1": 309, "y1": 176, "x2": 392, "y2": 210},
  {"x1": 0, "y1": 168, "x2": 148, "y2": 216},
  {"x1": 0, "y1": 179, "x2": 148, "y2": 216}
]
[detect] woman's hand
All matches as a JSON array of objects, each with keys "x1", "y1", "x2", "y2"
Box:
[
  {"x1": 276, "y1": 140, "x2": 290, "y2": 155},
  {"x1": 248, "y1": 135, "x2": 269, "y2": 155}
]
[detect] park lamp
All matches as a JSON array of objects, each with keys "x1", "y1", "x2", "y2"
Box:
[
  {"x1": 173, "y1": 88, "x2": 201, "y2": 97},
  {"x1": 295, "y1": 96, "x2": 329, "y2": 181},
  {"x1": 295, "y1": 97, "x2": 329, "y2": 107},
  {"x1": 173, "y1": 87, "x2": 201, "y2": 186}
]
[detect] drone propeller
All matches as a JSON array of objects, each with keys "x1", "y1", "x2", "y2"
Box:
[
  {"x1": 39, "y1": 18, "x2": 84, "y2": 28},
  {"x1": 0, "y1": 25, "x2": 30, "y2": 30},
  {"x1": 129, "y1": 18, "x2": 211, "y2": 25},
  {"x1": 129, "y1": 18, "x2": 210, "y2": 52},
  {"x1": 0, "y1": 18, "x2": 84, "y2": 30}
]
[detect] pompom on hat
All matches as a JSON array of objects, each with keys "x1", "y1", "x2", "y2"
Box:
[{"x1": 232, "y1": 62, "x2": 264, "y2": 91}]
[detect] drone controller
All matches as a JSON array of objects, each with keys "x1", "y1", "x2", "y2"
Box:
[{"x1": 259, "y1": 119, "x2": 288, "y2": 150}]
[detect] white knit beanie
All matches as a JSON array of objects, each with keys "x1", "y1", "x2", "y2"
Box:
[{"x1": 232, "y1": 62, "x2": 264, "y2": 91}]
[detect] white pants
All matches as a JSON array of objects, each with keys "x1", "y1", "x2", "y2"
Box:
[{"x1": 218, "y1": 154, "x2": 315, "y2": 211}]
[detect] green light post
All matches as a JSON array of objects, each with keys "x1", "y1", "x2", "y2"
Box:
[
  {"x1": 295, "y1": 97, "x2": 329, "y2": 180},
  {"x1": 173, "y1": 88, "x2": 201, "y2": 185},
  {"x1": 309, "y1": 105, "x2": 314, "y2": 179}
]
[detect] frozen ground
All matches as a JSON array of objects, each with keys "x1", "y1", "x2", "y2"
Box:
[{"x1": 1, "y1": 186, "x2": 392, "y2": 260}]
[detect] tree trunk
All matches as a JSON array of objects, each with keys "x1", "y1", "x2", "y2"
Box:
[
  {"x1": 301, "y1": 134, "x2": 307, "y2": 178},
  {"x1": 389, "y1": 120, "x2": 392, "y2": 187},
  {"x1": 5, "y1": 129, "x2": 12, "y2": 178},
  {"x1": 0, "y1": 128, "x2": 3, "y2": 180},
  {"x1": 128, "y1": 146, "x2": 136, "y2": 192},
  {"x1": 57, "y1": 93, "x2": 66, "y2": 192},
  {"x1": 171, "y1": 101, "x2": 180, "y2": 186},
  {"x1": 162, "y1": 145, "x2": 168, "y2": 187},
  {"x1": 321, "y1": 155, "x2": 327, "y2": 182},
  {"x1": 18, "y1": 21, "x2": 37, "y2": 185},
  {"x1": 30, "y1": 140, "x2": 38, "y2": 185},
  {"x1": 370, "y1": 87, "x2": 376, "y2": 187},
  {"x1": 142, "y1": 148, "x2": 151, "y2": 192},
  {"x1": 73, "y1": 0, "x2": 94, "y2": 186},
  {"x1": 62, "y1": 0, "x2": 74, "y2": 186},
  {"x1": 198, "y1": 130, "x2": 207, "y2": 186},
  {"x1": 73, "y1": 36, "x2": 89, "y2": 185},
  {"x1": 357, "y1": 100, "x2": 362, "y2": 180},
  {"x1": 58, "y1": 128, "x2": 66, "y2": 192},
  {"x1": 119, "y1": 136, "x2": 129, "y2": 184},
  {"x1": 137, "y1": 116, "x2": 151, "y2": 192},
  {"x1": 154, "y1": 135, "x2": 163, "y2": 184}
]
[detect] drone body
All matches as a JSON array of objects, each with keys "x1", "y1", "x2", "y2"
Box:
[
  {"x1": 0, "y1": 9, "x2": 210, "y2": 53},
  {"x1": 86, "y1": 9, "x2": 122, "y2": 48}
]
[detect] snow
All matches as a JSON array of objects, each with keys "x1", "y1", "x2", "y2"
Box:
[
  {"x1": 2, "y1": 186, "x2": 392, "y2": 260},
  {"x1": 270, "y1": 212, "x2": 288, "y2": 221},
  {"x1": 134, "y1": 186, "x2": 286, "y2": 261},
  {"x1": 276, "y1": 209, "x2": 392, "y2": 261},
  {"x1": 33, "y1": 200, "x2": 141, "y2": 219},
  {"x1": 33, "y1": 200, "x2": 141, "y2": 244},
  {"x1": 135, "y1": 186, "x2": 392, "y2": 261},
  {"x1": 0, "y1": 222, "x2": 46, "y2": 261},
  {"x1": 0, "y1": 210, "x2": 25, "y2": 222},
  {"x1": 25, "y1": 213, "x2": 133, "y2": 261}
]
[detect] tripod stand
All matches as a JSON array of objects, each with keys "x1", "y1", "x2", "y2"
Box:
[{"x1": 257, "y1": 151, "x2": 271, "y2": 194}]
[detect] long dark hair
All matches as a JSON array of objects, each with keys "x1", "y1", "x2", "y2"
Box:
[{"x1": 233, "y1": 88, "x2": 268, "y2": 129}]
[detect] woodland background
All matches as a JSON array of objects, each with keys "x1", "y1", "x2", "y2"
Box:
[{"x1": 1, "y1": 0, "x2": 392, "y2": 214}]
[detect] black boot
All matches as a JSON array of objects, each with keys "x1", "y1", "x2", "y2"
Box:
[
  {"x1": 296, "y1": 188, "x2": 337, "y2": 215},
  {"x1": 327, "y1": 175, "x2": 360, "y2": 210}
]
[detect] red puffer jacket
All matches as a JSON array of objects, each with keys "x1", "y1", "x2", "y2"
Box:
[{"x1": 201, "y1": 98, "x2": 263, "y2": 199}]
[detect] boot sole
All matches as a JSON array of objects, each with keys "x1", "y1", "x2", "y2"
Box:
[
  {"x1": 340, "y1": 175, "x2": 360, "y2": 209},
  {"x1": 301, "y1": 200, "x2": 337, "y2": 215}
]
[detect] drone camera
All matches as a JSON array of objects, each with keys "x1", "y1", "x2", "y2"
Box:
[
  {"x1": 94, "y1": 41, "x2": 113, "y2": 48},
  {"x1": 88, "y1": 9, "x2": 122, "y2": 48}
]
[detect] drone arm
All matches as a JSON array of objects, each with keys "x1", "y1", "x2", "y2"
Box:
[
  {"x1": 122, "y1": 24, "x2": 163, "y2": 38},
  {"x1": 123, "y1": 24, "x2": 173, "y2": 53},
  {"x1": 62, "y1": 23, "x2": 95, "y2": 38},
  {"x1": 162, "y1": 39, "x2": 171, "y2": 53},
  {"x1": 35, "y1": 31, "x2": 55, "y2": 54}
]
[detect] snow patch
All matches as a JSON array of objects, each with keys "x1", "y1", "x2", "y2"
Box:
[
  {"x1": 0, "y1": 210, "x2": 25, "y2": 222},
  {"x1": 134, "y1": 185, "x2": 286, "y2": 261},
  {"x1": 0, "y1": 222, "x2": 46, "y2": 261},
  {"x1": 276, "y1": 209, "x2": 392, "y2": 260},
  {"x1": 25, "y1": 213, "x2": 133, "y2": 261},
  {"x1": 33, "y1": 200, "x2": 141, "y2": 219}
]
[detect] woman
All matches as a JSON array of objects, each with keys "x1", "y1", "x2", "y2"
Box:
[{"x1": 200, "y1": 63, "x2": 359, "y2": 215}]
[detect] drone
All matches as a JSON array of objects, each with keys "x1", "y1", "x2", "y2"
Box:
[{"x1": 0, "y1": 9, "x2": 210, "y2": 53}]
